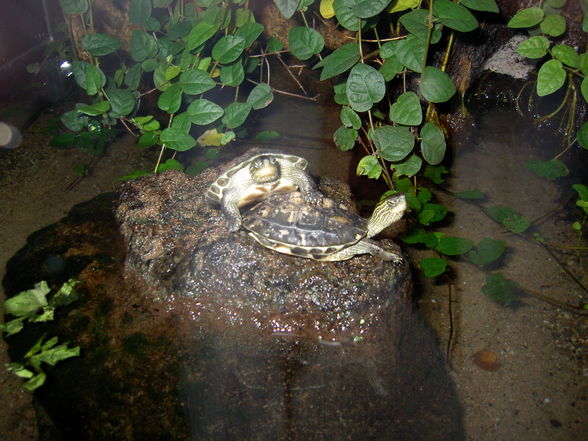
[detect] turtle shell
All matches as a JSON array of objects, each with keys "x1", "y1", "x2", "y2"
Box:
[
  {"x1": 205, "y1": 149, "x2": 309, "y2": 207},
  {"x1": 242, "y1": 192, "x2": 367, "y2": 259}
]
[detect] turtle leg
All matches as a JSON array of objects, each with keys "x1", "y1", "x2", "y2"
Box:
[
  {"x1": 280, "y1": 165, "x2": 321, "y2": 205},
  {"x1": 221, "y1": 193, "x2": 243, "y2": 232},
  {"x1": 322, "y1": 239, "x2": 403, "y2": 263}
]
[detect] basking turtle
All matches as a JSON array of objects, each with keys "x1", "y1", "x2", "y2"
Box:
[
  {"x1": 206, "y1": 151, "x2": 320, "y2": 231},
  {"x1": 241, "y1": 191, "x2": 407, "y2": 262}
]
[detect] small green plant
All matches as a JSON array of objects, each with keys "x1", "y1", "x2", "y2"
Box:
[
  {"x1": 56, "y1": 0, "x2": 277, "y2": 177},
  {"x1": 1, "y1": 280, "x2": 81, "y2": 391},
  {"x1": 509, "y1": 0, "x2": 587, "y2": 231},
  {"x1": 277, "y1": 0, "x2": 503, "y2": 278}
]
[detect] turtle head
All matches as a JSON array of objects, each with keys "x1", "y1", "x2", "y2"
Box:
[
  {"x1": 366, "y1": 193, "x2": 407, "y2": 238},
  {"x1": 250, "y1": 155, "x2": 280, "y2": 184}
]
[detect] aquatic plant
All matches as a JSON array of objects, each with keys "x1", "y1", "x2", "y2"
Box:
[{"x1": 1, "y1": 279, "x2": 80, "y2": 391}]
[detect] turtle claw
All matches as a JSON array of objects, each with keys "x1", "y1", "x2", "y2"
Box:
[
  {"x1": 303, "y1": 190, "x2": 323, "y2": 206},
  {"x1": 225, "y1": 217, "x2": 241, "y2": 232}
]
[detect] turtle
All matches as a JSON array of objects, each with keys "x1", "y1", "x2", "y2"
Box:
[
  {"x1": 206, "y1": 151, "x2": 321, "y2": 232},
  {"x1": 241, "y1": 191, "x2": 407, "y2": 262}
]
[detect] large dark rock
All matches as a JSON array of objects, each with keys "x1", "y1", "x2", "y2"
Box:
[{"x1": 4, "y1": 152, "x2": 463, "y2": 441}]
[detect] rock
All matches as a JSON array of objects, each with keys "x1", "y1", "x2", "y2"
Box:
[{"x1": 4, "y1": 151, "x2": 462, "y2": 440}]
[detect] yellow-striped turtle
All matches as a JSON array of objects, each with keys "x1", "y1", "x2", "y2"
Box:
[
  {"x1": 241, "y1": 191, "x2": 407, "y2": 262},
  {"x1": 206, "y1": 151, "x2": 320, "y2": 232}
]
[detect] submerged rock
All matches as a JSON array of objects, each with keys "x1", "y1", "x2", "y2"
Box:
[{"x1": 4, "y1": 151, "x2": 462, "y2": 441}]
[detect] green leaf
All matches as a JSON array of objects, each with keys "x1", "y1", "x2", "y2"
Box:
[
  {"x1": 72, "y1": 61, "x2": 106, "y2": 96},
  {"x1": 220, "y1": 61, "x2": 245, "y2": 87},
  {"x1": 517, "y1": 36, "x2": 550, "y2": 59},
  {"x1": 540, "y1": 14, "x2": 566, "y2": 37},
  {"x1": 333, "y1": 126, "x2": 358, "y2": 151},
  {"x1": 420, "y1": 122, "x2": 446, "y2": 165},
  {"x1": 420, "y1": 257, "x2": 447, "y2": 278},
  {"x1": 536, "y1": 59, "x2": 566, "y2": 96},
  {"x1": 160, "y1": 127, "x2": 196, "y2": 151},
  {"x1": 379, "y1": 56, "x2": 404, "y2": 81},
  {"x1": 391, "y1": 154, "x2": 422, "y2": 178},
  {"x1": 454, "y1": 189, "x2": 486, "y2": 199},
  {"x1": 334, "y1": 0, "x2": 362, "y2": 31},
  {"x1": 403, "y1": 229, "x2": 438, "y2": 248},
  {"x1": 179, "y1": 69, "x2": 216, "y2": 95},
  {"x1": 165, "y1": 65, "x2": 181, "y2": 81},
  {"x1": 141, "y1": 58, "x2": 158, "y2": 72},
  {"x1": 352, "y1": 0, "x2": 392, "y2": 18},
  {"x1": 581, "y1": 77, "x2": 588, "y2": 104},
  {"x1": 340, "y1": 107, "x2": 362, "y2": 129},
  {"x1": 247, "y1": 83, "x2": 274, "y2": 110},
  {"x1": 435, "y1": 236, "x2": 474, "y2": 255},
  {"x1": 184, "y1": 21, "x2": 219, "y2": 50},
  {"x1": 50, "y1": 132, "x2": 76, "y2": 147},
  {"x1": 187, "y1": 99, "x2": 224, "y2": 125},
  {"x1": 157, "y1": 158, "x2": 184, "y2": 172},
  {"x1": 0, "y1": 317, "x2": 26, "y2": 336},
  {"x1": 579, "y1": 54, "x2": 588, "y2": 76},
  {"x1": 468, "y1": 238, "x2": 506, "y2": 266},
  {"x1": 130, "y1": 30, "x2": 158, "y2": 62},
  {"x1": 424, "y1": 164, "x2": 448, "y2": 184},
  {"x1": 233, "y1": 21, "x2": 263, "y2": 47},
  {"x1": 59, "y1": 0, "x2": 88, "y2": 14},
  {"x1": 108, "y1": 89, "x2": 136, "y2": 117},
  {"x1": 212, "y1": 35, "x2": 246, "y2": 63},
  {"x1": 5, "y1": 281, "x2": 50, "y2": 318},
  {"x1": 394, "y1": 35, "x2": 426, "y2": 73},
  {"x1": 525, "y1": 158, "x2": 568, "y2": 180},
  {"x1": 167, "y1": 20, "x2": 192, "y2": 40},
  {"x1": 507, "y1": 7, "x2": 544, "y2": 28},
  {"x1": 486, "y1": 206, "x2": 531, "y2": 233},
  {"x1": 356, "y1": 155, "x2": 382, "y2": 179},
  {"x1": 124, "y1": 64, "x2": 142, "y2": 90},
  {"x1": 157, "y1": 84, "x2": 182, "y2": 114},
  {"x1": 373, "y1": 126, "x2": 414, "y2": 161},
  {"x1": 420, "y1": 66, "x2": 456, "y2": 103},
  {"x1": 389, "y1": 92, "x2": 422, "y2": 126},
  {"x1": 82, "y1": 33, "x2": 122, "y2": 56},
  {"x1": 50, "y1": 279, "x2": 80, "y2": 307},
  {"x1": 31, "y1": 342, "x2": 80, "y2": 366},
  {"x1": 481, "y1": 273, "x2": 521, "y2": 305},
  {"x1": 288, "y1": 27, "x2": 324, "y2": 60},
  {"x1": 314, "y1": 42, "x2": 360, "y2": 81},
  {"x1": 460, "y1": 0, "x2": 499, "y2": 13},
  {"x1": 23, "y1": 373, "x2": 47, "y2": 391},
  {"x1": 418, "y1": 203, "x2": 447, "y2": 225},
  {"x1": 256, "y1": 130, "x2": 280, "y2": 142},
  {"x1": 399, "y1": 9, "x2": 442, "y2": 43},
  {"x1": 433, "y1": 0, "x2": 478, "y2": 32},
  {"x1": 274, "y1": 0, "x2": 302, "y2": 19},
  {"x1": 171, "y1": 112, "x2": 193, "y2": 132},
  {"x1": 222, "y1": 102, "x2": 252, "y2": 129},
  {"x1": 61, "y1": 109, "x2": 88, "y2": 132},
  {"x1": 129, "y1": 0, "x2": 152, "y2": 26},
  {"x1": 78, "y1": 101, "x2": 110, "y2": 116},
  {"x1": 346, "y1": 63, "x2": 385, "y2": 112},
  {"x1": 577, "y1": 121, "x2": 588, "y2": 149},
  {"x1": 552, "y1": 44, "x2": 579, "y2": 68},
  {"x1": 267, "y1": 37, "x2": 284, "y2": 52},
  {"x1": 134, "y1": 115, "x2": 160, "y2": 131},
  {"x1": 573, "y1": 184, "x2": 588, "y2": 214}
]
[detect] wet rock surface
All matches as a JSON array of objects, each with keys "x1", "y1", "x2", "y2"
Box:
[
  {"x1": 115, "y1": 164, "x2": 410, "y2": 343},
  {"x1": 4, "y1": 154, "x2": 462, "y2": 441}
]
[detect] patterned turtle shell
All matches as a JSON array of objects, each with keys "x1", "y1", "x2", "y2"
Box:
[{"x1": 242, "y1": 191, "x2": 367, "y2": 260}]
